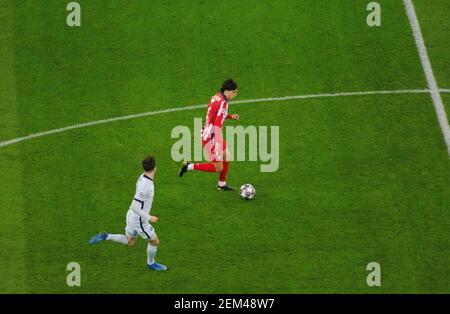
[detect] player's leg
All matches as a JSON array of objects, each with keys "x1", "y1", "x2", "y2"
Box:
[
  {"x1": 123, "y1": 210, "x2": 139, "y2": 246},
  {"x1": 217, "y1": 142, "x2": 235, "y2": 191},
  {"x1": 88, "y1": 231, "x2": 109, "y2": 244},
  {"x1": 192, "y1": 161, "x2": 219, "y2": 172},
  {"x1": 217, "y1": 150, "x2": 230, "y2": 186},
  {"x1": 147, "y1": 236, "x2": 159, "y2": 266},
  {"x1": 179, "y1": 141, "x2": 223, "y2": 176},
  {"x1": 105, "y1": 212, "x2": 139, "y2": 245},
  {"x1": 105, "y1": 233, "x2": 129, "y2": 245},
  {"x1": 179, "y1": 160, "x2": 220, "y2": 176},
  {"x1": 137, "y1": 221, "x2": 167, "y2": 270},
  {"x1": 127, "y1": 236, "x2": 137, "y2": 246},
  {"x1": 89, "y1": 210, "x2": 137, "y2": 245},
  {"x1": 88, "y1": 230, "x2": 136, "y2": 245},
  {"x1": 146, "y1": 236, "x2": 167, "y2": 271}
]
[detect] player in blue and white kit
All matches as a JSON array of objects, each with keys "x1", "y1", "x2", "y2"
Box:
[{"x1": 89, "y1": 156, "x2": 167, "y2": 271}]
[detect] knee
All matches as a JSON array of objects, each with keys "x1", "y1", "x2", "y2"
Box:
[
  {"x1": 224, "y1": 151, "x2": 231, "y2": 162},
  {"x1": 127, "y1": 238, "x2": 136, "y2": 246},
  {"x1": 215, "y1": 162, "x2": 224, "y2": 172},
  {"x1": 149, "y1": 238, "x2": 160, "y2": 246}
]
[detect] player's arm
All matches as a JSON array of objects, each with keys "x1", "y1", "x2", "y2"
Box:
[
  {"x1": 215, "y1": 102, "x2": 239, "y2": 125},
  {"x1": 130, "y1": 201, "x2": 159, "y2": 223},
  {"x1": 130, "y1": 200, "x2": 151, "y2": 221},
  {"x1": 226, "y1": 113, "x2": 239, "y2": 120}
]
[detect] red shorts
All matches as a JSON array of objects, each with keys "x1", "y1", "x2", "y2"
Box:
[{"x1": 203, "y1": 140, "x2": 227, "y2": 162}]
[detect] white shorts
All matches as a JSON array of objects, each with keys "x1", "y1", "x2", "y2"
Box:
[{"x1": 125, "y1": 210, "x2": 156, "y2": 240}]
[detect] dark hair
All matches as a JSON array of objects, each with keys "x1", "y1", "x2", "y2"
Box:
[
  {"x1": 220, "y1": 79, "x2": 238, "y2": 93},
  {"x1": 142, "y1": 155, "x2": 156, "y2": 172}
]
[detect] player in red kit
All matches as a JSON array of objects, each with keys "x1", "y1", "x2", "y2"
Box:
[{"x1": 179, "y1": 79, "x2": 239, "y2": 191}]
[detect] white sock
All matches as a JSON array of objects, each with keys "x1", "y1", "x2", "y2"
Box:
[
  {"x1": 147, "y1": 243, "x2": 157, "y2": 265},
  {"x1": 187, "y1": 164, "x2": 194, "y2": 171},
  {"x1": 106, "y1": 234, "x2": 128, "y2": 245},
  {"x1": 218, "y1": 181, "x2": 226, "y2": 187}
]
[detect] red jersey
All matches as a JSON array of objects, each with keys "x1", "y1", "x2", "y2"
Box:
[{"x1": 201, "y1": 92, "x2": 230, "y2": 143}]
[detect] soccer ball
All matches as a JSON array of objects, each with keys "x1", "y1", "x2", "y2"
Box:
[{"x1": 239, "y1": 184, "x2": 256, "y2": 200}]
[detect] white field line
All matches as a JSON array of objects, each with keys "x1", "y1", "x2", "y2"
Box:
[
  {"x1": 404, "y1": 0, "x2": 450, "y2": 156},
  {"x1": 0, "y1": 88, "x2": 449, "y2": 149}
]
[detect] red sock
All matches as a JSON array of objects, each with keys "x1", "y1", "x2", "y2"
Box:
[
  {"x1": 219, "y1": 162, "x2": 229, "y2": 182},
  {"x1": 193, "y1": 163, "x2": 217, "y2": 172}
]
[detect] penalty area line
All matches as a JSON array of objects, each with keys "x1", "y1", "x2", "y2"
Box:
[{"x1": 0, "y1": 88, "x2": 449, "y2": 149}]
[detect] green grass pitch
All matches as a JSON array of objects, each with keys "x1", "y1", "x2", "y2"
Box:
[{"x1": 0, "y1": 0, "x2": 449, "y2": 293}]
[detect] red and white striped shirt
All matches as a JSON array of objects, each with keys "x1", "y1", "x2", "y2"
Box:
[{"x1": 201, "y1": 92, "x2": 231, "y2": 143}]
